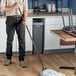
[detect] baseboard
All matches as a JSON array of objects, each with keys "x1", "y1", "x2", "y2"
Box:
[
  {"x1": 0, "y1": 48, "x2": 74, "y2": 56},
  {"x1": 0, "y1": 51, "x2": 32, "y2": 57},
  {"x1": 43, "y1": 48, "x2": 74, "y2": 54}
]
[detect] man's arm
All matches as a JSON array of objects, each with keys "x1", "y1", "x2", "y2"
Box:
[
  {"x1": 23, "y1": 10, "x2": 28, "y2": 21},
  {"x1": 2, "y1": 2, "x2": 20, "y2": 12},
  {"x1": 4, "y1": 6, "x2": 15, "y2": 12},
  {"x1": 22, "y1": 0, "x2": 28, "y2": 25},
  {"x1": 22, "y1": 10, "x2": 28, "y2": 25}
]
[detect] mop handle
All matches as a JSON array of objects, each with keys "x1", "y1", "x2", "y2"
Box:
[{"x1": 18, "y1": 8, "x2": 46, "y2": 70}]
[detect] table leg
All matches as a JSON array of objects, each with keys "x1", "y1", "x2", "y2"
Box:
[{"x1": 74, "y1": 45, "x2": 76, "y2": 53}]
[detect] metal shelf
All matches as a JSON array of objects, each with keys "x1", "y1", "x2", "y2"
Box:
[{"x1": 32, "y1": 0, "x2": 62, "y2": 14}]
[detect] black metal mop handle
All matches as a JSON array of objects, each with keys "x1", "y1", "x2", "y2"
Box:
[
  {"x1": 25, "y1": 25, "x2": 46, "y2": 70},
  {"x1": 18, "y1": 8, "x2": 46, "y2": 70}
]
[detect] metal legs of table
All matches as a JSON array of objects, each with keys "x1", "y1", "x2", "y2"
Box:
[{"x1": 74, "y1": 45, "x2": 76, "y2": 53}]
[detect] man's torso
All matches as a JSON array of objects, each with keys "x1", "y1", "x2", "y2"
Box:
[{"x1": 6, "y1": 0, "x2": 25, "y2": 16}]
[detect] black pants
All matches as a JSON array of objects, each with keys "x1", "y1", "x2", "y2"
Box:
[{"x1": 6, "y1": 16, "x2": 25, "y2": 61}]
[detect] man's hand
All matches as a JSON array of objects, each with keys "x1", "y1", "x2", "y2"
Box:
[
  {"x1": 13, "y1": 2, "x2": 20, "y2": 10},
  {"x1": 22, "y1": 20, "x2": 27, "y2": 25},
  {"x1": 1, "y1": 2, "x2": 20, "y2": 12}
]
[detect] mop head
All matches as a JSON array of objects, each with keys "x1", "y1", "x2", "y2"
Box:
[{"x1": 40, "y1": 69, "x2": 65, "y2": 76}]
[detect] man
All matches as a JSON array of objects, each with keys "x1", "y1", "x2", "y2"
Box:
[{"x1": 0, "y1": 0, "x2": 28, "y2": 68}]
